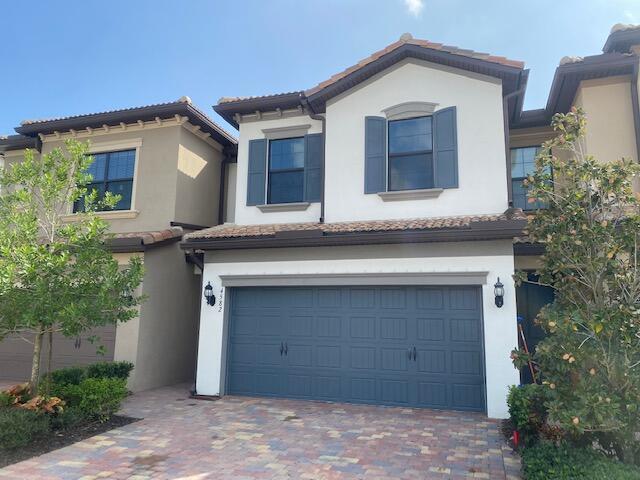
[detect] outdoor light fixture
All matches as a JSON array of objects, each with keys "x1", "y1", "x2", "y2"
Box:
[
  {"x1": 204, "y1": 282, "x2": 216, "y2": 307},
  {"x1": 494, "y1": 278, "x2": 505, "y2": 308}
]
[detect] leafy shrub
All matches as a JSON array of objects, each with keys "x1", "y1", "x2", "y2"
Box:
[
  {"x1": 49, "y1": 406, "x2": 87, "y2": 430},
  {"x1": 522, "y1": 442, "x2": 640, "y2": 480},
  {"x1": 49, "y1": 366, "x2": 86, "y2": 386},
  {"x1": 0, "y1": 391, "x2": 13, "y2": 408},
  {"x1": 0, "y1": 409, "x2": 49, "y2": 450},
  {"x1": 86, "y1": 361, "x2": 134, "y2": 381},
  {"x1": 507, "y1": 384, "x2": 551, "y2": 446},
  {"x1": 509, "y1": 109, "x2": 640, "y2": 464},
  {"x1": 53, "y1": 377, "x2": 127, "y2": 422}
]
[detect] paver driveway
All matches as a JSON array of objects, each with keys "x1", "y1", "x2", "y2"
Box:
[{"x1": 0, "y1": 384, "x2": 521, "y2": 479}]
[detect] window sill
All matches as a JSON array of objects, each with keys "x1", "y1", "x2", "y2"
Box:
[
  {"x1": 378, "y1": 188, "x2": 444, "y2": 201},
  {"x1": 257, "y1": 202, "x2": 310, "y2": 212},
  {"x1": 62, "y1": 210, "x2": 140, "y2": 222}
]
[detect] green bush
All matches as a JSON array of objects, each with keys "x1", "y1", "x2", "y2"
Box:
[
  {"x1": 0, "y1": 409, "x2": 49, "y2": 450},
  {"x1": 53, "y1": 377, "x2": 127, "y2": 422},
  {"x1": 49, "y1": 366, "x2": 86, "y2": 386},
  {"x1": 0, "y1": 392, "x2": 13, "y2": 408},
  {"x1": 507, "y1": 384, "x2": 550, "y2": 446},
  {"x1": 86, "y1": 361, "x2": 134, "y2": 381},
  {"x1": 522, "y1": 442, "x2": 640, "y2": 480},
  {"x1": 49, "y1": 406, "x2": 87, "y2": 430}
]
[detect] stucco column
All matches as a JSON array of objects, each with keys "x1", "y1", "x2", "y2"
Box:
[
  {"x1": 482, "y1": 264, "x2": 519, "y2": 419},
  {"x1": 195, "y1": 265, "x2": 226, "y2": 396}
]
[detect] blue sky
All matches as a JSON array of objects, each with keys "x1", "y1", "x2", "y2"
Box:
[{"x1": 1, "y1": 0, "x2": 638, "y2": 135}]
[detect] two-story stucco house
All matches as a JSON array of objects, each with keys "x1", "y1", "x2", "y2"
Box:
[
  {"x1": 0, "y1": 97, "x2": 236, "y2": 391},
  {"x1": 182, "y1": 24, "x2": 640, "y2": 419}
]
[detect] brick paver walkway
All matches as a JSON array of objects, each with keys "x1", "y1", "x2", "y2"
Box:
[{"x1": 0, "y1": 384, "x2": 521, "y2": 479}]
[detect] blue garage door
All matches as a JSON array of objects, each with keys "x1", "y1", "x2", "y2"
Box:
[{"x1": 227, "y1": 286, "x2": 485, "y2": 412}]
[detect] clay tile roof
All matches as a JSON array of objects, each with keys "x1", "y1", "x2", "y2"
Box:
[
  {"x1": 184, "y1": 210, "x2": 527, "y2": 241},
  {"x1": 304, "y1": 34, "x2": 524, "y2": 96},
  {"x1": 112, "y1": 226, "x2": 184, "y2": 248},
  {"x1": 15, "y1": 98, "x2": 237, "y2": 147},
  {"x1": 217, "y1": 92, "x2": 303, "y2": 105}
]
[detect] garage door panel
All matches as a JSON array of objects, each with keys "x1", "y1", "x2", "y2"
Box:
[
  {"x1": 417, "y1": 381, "x2": 448, "y2": 407},
  {"x1": 380, "y1": 317, "x2": 408, "y2": 340},
  {"x1": 452, "y1": 383, "x2": 484, "y2": 410},
  {"x1": 227, "y1": 286, "x2": 485, "y2": 412},
  {"x1": 416, "y1": 349, "x2": 447, "y2": 374},
  {"x1": 451, "y1": 351, "x2": 483, "y2": 376},
  {"x1": 381, "y1": 379, "x2": 410, "y2": 404},
  {"x1": 350, "y1": 346, "x2": 376, "y2": 369},
  {"x1": 450, "y1": 318, "x2": 481, "y2": 342},
  {"x1": 315, "y1": 315, "x2": 342, "y2": 337},
  {"x1": 349, "y1": 288, "x2": 377, "y2": 308},
  {"x1": 349, "y1": 316, "x2": 376, "y2": 339},
  {"x1": 316, "y1": 345, "x2": 341, "y2": 368},
  {"x1": 0, "y1": 325, "x2": 116, "y2": 381},
  {"x1": 380, "y1": 288, "x2": 407, "y2": 309},
  {"x1": 381, "y1": 348, "x2": 410, "y2": 372},
  {"x1": 416, "y1": 288, "x2": 445, "y2": 309},
  {"x1": 416, "y1": 317, "x2": 446, "y2": 341},
  {"x1": 288, "y1": 315, "x2": 313, "y2": 337}
]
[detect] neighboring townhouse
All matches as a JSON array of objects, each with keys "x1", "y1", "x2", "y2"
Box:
[
  {"x1": 0, "y1": 98, "x2": 237, "y2": 392},
  {"x1": 182, "y1": 24, "x2": 640, "y2": 419}
]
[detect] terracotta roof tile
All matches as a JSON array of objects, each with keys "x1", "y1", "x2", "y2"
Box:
[
  {"x1": 184, "y1": 210, "x2": 526, "y2": 241},
  {"x1": 304, "y1": 34, "x2": 524, "y2": 96},
  {"x1": 216, "y1": 33, "x2": 524, "y2": 107},
  {"x1": 114, "y1": 226, "x2": 183, "y2": 245}
]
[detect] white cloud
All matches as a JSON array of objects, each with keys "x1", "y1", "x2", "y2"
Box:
[
  {"x1": 404, "y1": 0, "x2": 424, "y2": 17},
  {"x1": 624, "y1": 10, "x2": 638, "y2": 23}
]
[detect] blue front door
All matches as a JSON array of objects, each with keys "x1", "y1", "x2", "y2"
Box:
[{"x1": 227, "y1": 286, "x2": 485, "y2": 412}]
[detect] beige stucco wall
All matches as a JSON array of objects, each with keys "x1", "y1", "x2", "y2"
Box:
[
  {"x1": 131, "y1": 242, "x2": 200, "y2": 392},
  {"x1": 40, "y1": 126, "x2": 182, "y2": 233},
  {"x1": 174, "y1": 127, "x2": 223, "y2": 227},
  {"x1": 224, "y1": 163, "x2": 237, "y2": 223},
  {"x1": 509, "y1": 126, "x2": 555, "y2": 149},
  {"x1": 573, "y1": 75, "x2": 637, "y2": 164}
]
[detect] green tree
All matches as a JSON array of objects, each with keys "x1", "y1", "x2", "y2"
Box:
[
  {"x1": 0, "y1": 140, "x2": 144, "y2": 391},
  {"x1": 512, "y1": 108, "x2": 640, "y2": 464}
]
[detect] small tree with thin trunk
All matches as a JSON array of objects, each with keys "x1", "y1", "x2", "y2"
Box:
[
  {"x1": 511, "y1": 108, "x2": 640, "y2": 464},
  {"x1": 0, "y1": 140, "x2": 144, "y2": 392}
]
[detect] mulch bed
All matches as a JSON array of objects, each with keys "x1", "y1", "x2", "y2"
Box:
[{"x1": 0, "y1": 415, "x2": 139, "y2": 468}]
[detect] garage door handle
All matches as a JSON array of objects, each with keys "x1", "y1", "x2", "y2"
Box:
[
  {"x1": 284, "y1": 342, "x2": 288, "y2": 356},
  {"x1": 412, "y1": 347, "x2": 417, "y2": 361},
  {"x1": 280, "y1": 342, "x2": 284, "y2": 356},
  {"x1": 407, "y1": 348, "x2": 412, "y2": 359}
]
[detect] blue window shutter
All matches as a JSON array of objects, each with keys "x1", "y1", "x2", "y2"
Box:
[
  {"x1": 246, "y1": 139, "x2": 267, "y2": 206},
  {"x1": 364, "y1": 116, "x2": 387, "y2": 193},
  {"x1": 304, "y1": 133, "x2": 323, "y2": 202},
  {"x1": 433, "y1": 107, "x2": 458, "y2": 189}
]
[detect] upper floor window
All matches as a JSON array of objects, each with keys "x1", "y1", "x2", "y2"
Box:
[
  {"x1": 267, "y1": 137, "x2": 305, "y2": 204},
  {"x1": 511, "y1": 146, "x2": 548, "y2": 211},
  {"x1": 74, "y1": 149, "x2": 135, "y2": 212},
  {"x1": 388, "y1": 116, "x2": 434, "y2": 191}
]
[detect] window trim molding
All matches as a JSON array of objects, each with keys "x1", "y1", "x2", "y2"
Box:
[
  {"x1": 62, "y1": 209, "x2": 140, "y2": 222},
  {"x1": 266, "y1": 136, "x2": 305, "y2": 205},
  {"x1": 386, "y1": 115, "x2": 434, "y2": 192},
  {"x1": 256, "y1": 202, "x2": 310, "y2": 212},
  {"x1": 510, "y1": 144, "x2": 545, "y2": 212},
  {"x1": 378, "y1": 188, "x2": 443, "y2": 201},
  {"x1": 382, "y1": 101, "x2": 439, "y2": 121},
  {"x1": 261, "y1": 124, "x2": 311, "y2": 140},
  {"x1": 68, "y1": 143, "x2": 141, "y2": 214}
]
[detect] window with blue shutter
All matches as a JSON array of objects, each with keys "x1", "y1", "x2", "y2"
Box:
[
  {"x1": 364, "y1": 107, "x2": 458, "y2": 194},
  {"x1": 247, "y1": 134, "x2": 323, "y2": 206},
  {"x1": 388, "y1": 116, "x2": 434, "y2": 191}
]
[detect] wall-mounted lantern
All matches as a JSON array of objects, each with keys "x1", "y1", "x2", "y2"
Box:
[
  {"x1": 204, "y1": 282, "x2": 216, "y2": 306},
  {"x1": 494, "y1": 278, "x2": 505, "y2": 308}
]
